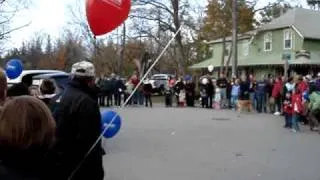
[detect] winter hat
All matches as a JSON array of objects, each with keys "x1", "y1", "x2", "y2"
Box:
[{"x1": 71, "y1": 61, "x2": 95, "y2": 77}]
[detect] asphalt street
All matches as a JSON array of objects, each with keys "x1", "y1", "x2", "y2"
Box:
[{"x1": 102, "y1": 107, "x2": 320, "y2": 180}]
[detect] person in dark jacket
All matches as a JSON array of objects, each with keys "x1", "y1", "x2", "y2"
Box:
[
  {"x1": 255, "y1": 78, "x2": 267, "y2": 113},
  {"x1": 114, "y1": 76, "x2": 126, "y2": 107},
  {"x1": 238, "y1": 76, "x2": 253, "y2": 113},
  {"x1": 7, "y1": 83, "x2": 30, "y2": 98},
  {"x1": 52, "y1": 61, "x2": 104, "y2": 180},
  {"x1": 0, "y1": 96, "x2": 56, "y2": 180},
  {"x1": 143, "y1": 79, "x2": 153, "y2": 107},
  {"x1": 205, "y1": 76, "x2": 214, "y2": 108},
  {"x1": 185, "y1": 79, "x2": 196, "y2": 107},
  {"x1": 174, "y1": 78, "x2": 185, "y2": 107}
]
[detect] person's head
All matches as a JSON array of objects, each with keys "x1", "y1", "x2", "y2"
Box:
[
  {"x1": 288, "y1": 77, "x2": 294, "y2": 84},
  {"x1": 235, "y1": 79, "x2": 240, "y2": 85},
  {"x1": 40, "y1": 79, "x2": 56, "y2": 95},
  {"x1": 275, "y1": 76, "x2": 281, "y2": 83},
  {"x1": 220, "y1": 73, "x2": 225, "y2": 78},
  {"x1": 21, "y1": 75, "x2": 33, "y2": 87},
  {"x1": 0, "y1": 96, "x2": 56, "y2": 148},
  {"x1": 249, "y1": 74, "x2": 254, "y2": 80},
  {"x1": 29, "y1": 87, "x2": 40, "y2": 97},
  {"x1": 7, "y1": 83, "x2": 30, "y2": 98},
  {"x1": 240, "y1": 75, "x2": 247, "y2": 82},
  {"x1": 297, "y1": 75, "x2": 303, "y2": 82},
  {"x1": 71, "y1": 61, "x2": 96, "y2": 87},
  {"x1": 0, "y1": 69, "x2": 7, "y2": 106},
  {"x1": 317, "y1": 72, "x2": 320, "y2": 79}
]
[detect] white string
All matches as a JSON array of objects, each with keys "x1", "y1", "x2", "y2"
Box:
[{"x1": 68, "y1": 25, "x2": 183, "y2": 180}]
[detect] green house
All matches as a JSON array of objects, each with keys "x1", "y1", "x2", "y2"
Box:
[{"x1": 191, "y1": 8, "x2": 320, "y2": 78}]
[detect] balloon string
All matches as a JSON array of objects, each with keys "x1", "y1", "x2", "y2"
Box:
[{"x1": 67, "y1": 25, "x2": 183, "y2": 180}]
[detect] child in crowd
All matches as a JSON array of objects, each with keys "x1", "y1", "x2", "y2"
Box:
[
  {"x1": 283, "y1": 92, "x2": 292, "y2": 129},
  {"x1": 291, "y1": 86, "x2": 303, "y2": 133},
  {"x1": 231, "y1": 79, "x2": 240, "y2": 110}
]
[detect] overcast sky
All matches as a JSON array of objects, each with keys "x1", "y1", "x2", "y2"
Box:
[{"x1": 7, "y1": 0, "x2": 309, "y2": 51}]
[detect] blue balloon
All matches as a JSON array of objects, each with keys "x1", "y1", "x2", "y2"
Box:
[
  {"x1": 5, "y1": 59, "x2": 23, "y2": 79},
  {"x1": 101, "y1": 110, "x2": 122, "y2": 138}
]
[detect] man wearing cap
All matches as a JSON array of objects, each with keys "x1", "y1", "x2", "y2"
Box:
[{"x1": 52, "y1": 61, "x2": 104, "y2": 180}]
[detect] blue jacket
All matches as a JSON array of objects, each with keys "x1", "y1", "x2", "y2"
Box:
[
  {"x1": 255, "y1": 81, "x2": 267, "y2": 95},
  {"x1": 231, "y1": 84, "x2": 240, "y2": 96}
]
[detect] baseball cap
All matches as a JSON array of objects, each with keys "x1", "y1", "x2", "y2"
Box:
[{"x1": 71, "y1": 61, "x2": 95, "y2": 77}]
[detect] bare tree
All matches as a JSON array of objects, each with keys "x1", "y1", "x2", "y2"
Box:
[
  {"x1": 131, "y1": 0, "x2": 194, "y2": 75},
  {"x1": 0, "y1": 0, "x2": 32, "y2": 53}
]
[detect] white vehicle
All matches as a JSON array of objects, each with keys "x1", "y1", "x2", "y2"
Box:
[
  {"x1": 7, "y1": 70, "x2": 65, "y2": 88},
  {"x1": 149, "y1": 74, "x2": 175, "y2": 95}
]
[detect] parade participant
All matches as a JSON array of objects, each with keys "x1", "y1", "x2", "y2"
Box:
[
  {"x1": 206, "y1": 76, "x2": 214, "y2": 108},
  {"x1": 53, "y1": 61, "x2": 104, "y2": 180},
  {"x1": 0, "y1": 96, "x2": 56, "y2": 180},
  {"x1": 0, "y1": 68, "x2": 7, "y2": 106}
]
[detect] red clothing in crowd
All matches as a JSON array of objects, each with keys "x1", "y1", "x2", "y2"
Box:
[
  {"x1": 283, "y1": 100, "x2": 293, "y2": 114},
  {"x1": 291, "y1": 93, "x2": 303, "y2": 114},
  {"x1": 297, "y1": 81, "x2": 308, "y2": 94},
  {"x1": 272, "y1": 80, "x2": 283, "y2": 98}
]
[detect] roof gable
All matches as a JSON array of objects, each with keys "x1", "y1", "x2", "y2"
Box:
[{"x1": 259, "y1": 8, "x2": 320, "y2": 40}]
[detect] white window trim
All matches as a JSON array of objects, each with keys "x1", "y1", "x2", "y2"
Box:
[
  {"x1": 264, "y1": 32, "x2": 272, "y2": 52},
  {"x1": 243, "y1": 43, "x2": 249, "y2": 56},
  {"x1": 283, "y1": 30, "x2": 293, "y2": 50}
]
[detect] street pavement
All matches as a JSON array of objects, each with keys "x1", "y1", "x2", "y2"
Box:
[{"x1": 102, "y1": 106, "x2": 320, "y2": 180}]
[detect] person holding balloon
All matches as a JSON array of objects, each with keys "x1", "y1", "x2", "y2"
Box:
[{"x1": 52, "y1": 61, "x2": 104, "y2": 180}]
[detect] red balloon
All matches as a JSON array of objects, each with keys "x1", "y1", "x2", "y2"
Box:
[{"x1": 86, "y1": 0, "x2": 131, "y2": 36}]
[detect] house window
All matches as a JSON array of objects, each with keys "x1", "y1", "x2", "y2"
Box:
[
  {"x1": 264, "y1": 32, "x2": 272, "y2": 51},
  {"x1": 284, "y1": 30, "x2": 292, "y2": 49}
]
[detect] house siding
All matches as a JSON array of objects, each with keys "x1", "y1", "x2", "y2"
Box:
[{"x1": 303, "y1": 40, "x2": 320, "y2": 51}]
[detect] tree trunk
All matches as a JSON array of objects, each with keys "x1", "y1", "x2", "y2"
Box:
[
  {"x1": 172, "y1": 0, "x2": 186, "y2": 76},
  {"x1": 119, "y1": 23, "x2": 126, "y2": 75},
  {"x1": 225, "y1": 42, "x2": 233, "y2": 77},
  {"x1": 220, "y1": 36, "x2": 226, "y2": 74}
]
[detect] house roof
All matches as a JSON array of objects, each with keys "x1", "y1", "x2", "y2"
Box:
[
  {"x1": 204, "y1": 30, "x2": 256, "y2": 44},
  {"x1": 189, "y1": 51, "x2": 320, "y2": 69},
  {"x1": 259, "y1": 8, "x2": 320, "y2": 40}
]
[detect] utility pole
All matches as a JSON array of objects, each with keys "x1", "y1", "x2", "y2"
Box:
[
  {"x1": 119, "y1": 22, "x2": 126, "y2": 75},
  {"x1": 231, "y1": 0, "x2": 238, "y2": 77}
]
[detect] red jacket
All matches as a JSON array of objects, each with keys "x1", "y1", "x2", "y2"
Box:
[
  {"x1": 272, "y1": 81, "x2": 283, "y2": 98},
  {"x1": 291, "y1": 93, "x2": 303, "y2": 114},
  {"x1": 298, "y1": 81, "x2": 308, "y2": 94},
  {"x1": 283, "y1": 100, "x2": 293, "y2": 114}
]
